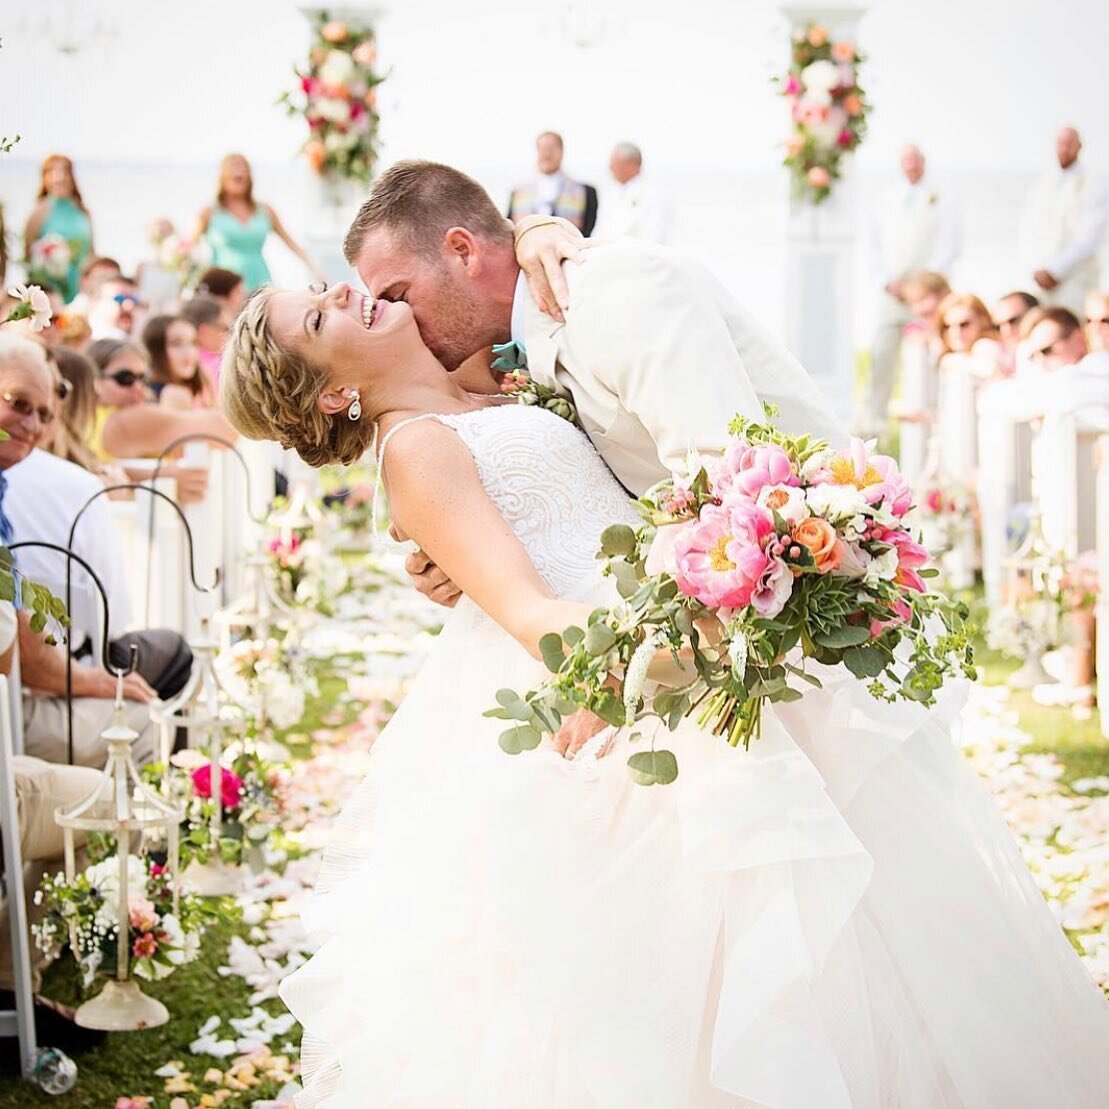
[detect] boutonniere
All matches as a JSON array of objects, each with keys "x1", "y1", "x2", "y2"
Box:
[
  {"x1": 498, "y1": 369, "x2": 579, "y2": 427},
  {"x1": 928, "y1": 193, "x2": 938, "y2": 205}
]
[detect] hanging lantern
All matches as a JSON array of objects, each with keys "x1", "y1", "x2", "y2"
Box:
[
  {"x1": 149, "y1": 621, "x2": 240, "y2": 896},
  {"x1": 55, "y1": 696, "x2": 183, "y2": 1030},
  {"x1": 213, "y1": 553, "x2": 272, "y2": 653}
]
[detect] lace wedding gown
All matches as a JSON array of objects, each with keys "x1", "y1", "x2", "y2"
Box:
[{"x1": 282, "y1": 405, "x2": 1109, "y2": 1108}]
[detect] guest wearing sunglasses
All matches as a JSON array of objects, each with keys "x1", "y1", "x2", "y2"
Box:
[
  {"x1": 1025, "y1": 306, "x2": 1109, "y2": 420},
  {"x1": 87, "y1": 275, "x2": 144, "y2": 341},
  {"x1": 1084, "y1": 290, "x2": 1109, "y2": 353},
  {"x1": 991, "y1": 291, "x2": 1039, "y2": 373}
]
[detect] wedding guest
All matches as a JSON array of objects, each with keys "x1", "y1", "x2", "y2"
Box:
[
  {"x1": 937, "y1": 293, "x2": 1003, "y2": 375},
  {"x1": 142, "y1": 314, "x2": 215, "y2": 409},
  {"x1": 197, "y1": 266, "x2": 246, "y2": 316},
  {"x1": 68, "y1": 254, "x2": 121, "y2": 317},
  {"x1": 0, "y1": 336, "x2": 160, "y2": 766},
  {"x1": 181, "y1": 295, "x2": 228, "y2": 385},
  {"x1": 508, "y1": 131, "x2": 597, "y2": 234},
  {"x1": 44, "y1": 347, "x2": 102, "y2": 472},
  {"x1": 87, "y1": 274, "x2": 143, "y2": 341},
  {"x1": 197, "y1": 154, "x2": 323, "y2": 292},
  {"x1": 22, "y1": 155, "x2": 94, "y2": 303},
  {"x1": 863, "y1": 144, "x2": 963, "y2": 436},
  {"x1": 1018, "y1": 127, "x2": 1109, "y2": 314},
  {"x1": 136, "y1": 218, "x2": 186, "y2": 313},
  {"x1": 87, "y1": 337, "x2": 235, "y2": 463},
  {"x1": 1027, "y1": 307, "x2": 1109, "y2": 416},
  {"x1": 1084, "y1": 290, "x2": 1109, "y2": 352},
  {"x1": 593, "y1": 142, "x2": 673, "y2": 244}
]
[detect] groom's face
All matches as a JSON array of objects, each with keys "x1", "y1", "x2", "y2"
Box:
[{"x1": 354, "y1": 228, "x2": 491, "y2": 372}]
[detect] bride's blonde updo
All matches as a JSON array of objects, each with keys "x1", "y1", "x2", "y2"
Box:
[{"x1": 220, "y1": 289, "x2": 377, "y2": 467}]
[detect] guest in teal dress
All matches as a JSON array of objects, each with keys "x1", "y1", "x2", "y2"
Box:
[
  {"x1": 197, "y1": 153, "x2": 322, "y2": 292},
  {"x1": 22, "y1": 154, "x2": 94, "y2": 303}
]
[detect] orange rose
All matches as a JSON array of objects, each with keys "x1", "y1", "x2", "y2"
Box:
[
  {"x1": 364, "y1": 89, "x2": 378, "y2": 109},
  {"x1": 807, "y1": 25, "x2": 828, "y2": 47},
  {"x1": 352, "y1": 40, "x2": 377, "y2": 66},
  {"x1": 305, "y1": 139, "x2": 327, "y2": 173},
  {"x1": 831, "y1": 40, "x2": 855, "y2": 62},
  {"x1": 792, "y1": 516, "x2": 843, "y2": 573},
  {"x1": 842, "y1": 93, "x2": 863, "y2": 116},
  {"x1": 321, "y1": 20, "x2": 349, "y2": 43}
]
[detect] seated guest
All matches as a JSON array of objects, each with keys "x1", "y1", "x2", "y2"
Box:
[
  {"x1": 508, "y1": 131, "x2": 594, "y2": 233},
  {"x1": 0, "y1": 337, "x2": 162, "y2": 766},
  {"x1": 43, "y1": 348, "x2": 100, "y2": 472},
  {"x1": 181, "y1": 295, "x2": 228, "y2": 386},
  {"x1": 87, "y1": 274, "x2": 143, "y2": 341},
  {"x1": 86, "y1": 337, "x2": 235, "y2": 464},
  {"x1": 937, "y1": 293, "x2": 1005, "y2": 380},
  {"x1": 1084, "y1": 290, "x2": 1109, "y2": 353},
  {"x1": 142, "y1": 314, "x2": 215, "y2": 409},
  {"x1": 992, "y1": 290, "x2": 1040, "y2": 376},
  {"x1": 68, "y1": 254, "x2": 122, "y2": 317},
  {"x1": 197, "y1": 266, "x2": 246, "y2": 317},
  {"x1": 1027, "y1": 307, "x2": 1109, "y2": 415},
  {"x1": 0, "y1": 599, "x2": 102, "y2": 999}
]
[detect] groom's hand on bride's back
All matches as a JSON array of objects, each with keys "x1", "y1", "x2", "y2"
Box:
[{"x1": 390, "y1": 523, "x2": 462, "y2": 607}]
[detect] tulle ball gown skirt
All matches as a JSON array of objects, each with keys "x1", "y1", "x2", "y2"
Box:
[{"x1": 282, "y1": 601, "x2": 1109, "y2": 1108}]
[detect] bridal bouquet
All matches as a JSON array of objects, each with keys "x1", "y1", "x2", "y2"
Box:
[{"x1": 488, "y1": 410, "x2": 975, "y2": 785}]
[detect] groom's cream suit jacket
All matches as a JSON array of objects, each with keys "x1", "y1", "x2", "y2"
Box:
[{"x1": 518, "y1": 239, "x2": 846, "y2": 496}]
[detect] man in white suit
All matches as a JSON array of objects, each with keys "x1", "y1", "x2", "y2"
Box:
[
  {"x1": 348, "y1": 160, "x2": 842, "y2": 507},
  {"x1": 864, "y1": 144, "x2": 962, "y2": 437},
  {"x1": 1018, "y1": 127, "x2": 1109, "y2": 316}
]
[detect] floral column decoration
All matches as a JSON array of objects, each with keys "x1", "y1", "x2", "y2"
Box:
[
  {"x1": 281, "y1": 11, "x2": 384, "y2": 186},
  {"x1": 778, "y1": 21, "x2": 870, "y2": 205}
]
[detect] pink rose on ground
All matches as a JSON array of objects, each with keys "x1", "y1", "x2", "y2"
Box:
[
  {"x1": 807, "y1": 166, "x2": 831, "y2": 189},
  {"x1": 870, "y1": 598, "x2": 913, "y2": 639},
  {"x1": 115, "y1": 1099, "x2": 150, "y2": 1109},
  {"x1": 132, "y1": 933, "x2": 157, "y2": 959},
  {"x1": 751, "y1": 553, "x2": 794, "y2": 617},
  {"x1": 191, "y1": 765, "x2": 245, "y2": 810},
  {"x1": 831, "y1": 40, "x2": 856, "y2": 62},
  {"x1": 674, "y1": 503, "x2": 773, "y2": 610},
  {"x1": 128, "y1": 895, "x2": 158, "y2": 933}
]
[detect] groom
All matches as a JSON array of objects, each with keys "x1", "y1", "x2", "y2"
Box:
[{"x1": 348, "y1": 161, "x2": 843, "y2": 593}]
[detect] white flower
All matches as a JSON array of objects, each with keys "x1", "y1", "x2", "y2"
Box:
[
  {"x1": 864, "y1": 548, "x2": 899, "y2": 585},
  {"x1": 800, "y1": 448, "x2": 833, "y2": 481},
  {"x1": 315, "y1": 96, "x2": 352, "y2": 125},
  {"x1": 5, "y1": 284, "x2": 53, "y2": 332},
  {"x1": 801, "y1": 59, "x2": 840, "y2": 94},
  {"x1": 319, "y1": 49, "x2": 356, "y2": 88},
  {"x1": 834, "y1": 541, "x2": 871, "y2": 579},
  {"x1": 623, "y1": 631, "x2": 663, "y2": 721},
  {"x1": 805, "y1": 482, "x2": 868, "y2": 523},
  {"x1": 756, "y1": 483, "x2": 808, "y2": 525}
]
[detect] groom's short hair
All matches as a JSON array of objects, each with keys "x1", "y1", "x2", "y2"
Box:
[{"x1": 344, "y1": 160, "x2": 513, "y2": 264}]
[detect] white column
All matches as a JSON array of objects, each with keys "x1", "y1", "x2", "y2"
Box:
[{"x1": 779, "y1": 3, "x2": 868, "y2": 424}]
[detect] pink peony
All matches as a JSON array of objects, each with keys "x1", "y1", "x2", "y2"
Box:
[
  {"x1": 782, "y1": 74, "x2": 801, "y2": 96},
  {"x1": 751, "y1": 552, "x2": 795, "y2": 617},
  {"x1": 807, "y1": 166, "x2": 831, "y2": 189},
  {"x1": 726, "y1": 444, "x2": 798, "y2": 500},
  {"x1": 813, "y1": 438, "x2": 912, "y2": 515},
  {"x1": 132, "y1": 932, "x2": 157, "y2": 959},
  {"x1": 673, "y1": 503, "x2": 773, "y2": 610},
  {"x1": 836, "y1": 129, "x2": 854, "y2": 148},
  {"x1": 870, "y1": 598, "x2": 913, "y2": 639},
  {"x1": 191, "y1": 764, "x2": 245, "y2": 811},
  {"x1": 794, "y1": 99, "x2": 829, "y2": 127}
]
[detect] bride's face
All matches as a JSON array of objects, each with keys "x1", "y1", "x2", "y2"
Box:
[{"x1": 267, "y1": 281, "x2": 416, "y2": 387}]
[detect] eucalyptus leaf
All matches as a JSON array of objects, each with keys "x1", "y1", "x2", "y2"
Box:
[
  {"x1": 499, "y1": 724, "x2": 541, "y2": 755},
  {"x1": 626, "y1": 749, "x2": 679, "y2": 786},
  {"x1": 600, "y1": 524, "x2": 637, "y2": 559},
  {"x1": 584, "y1": 623, "x2": 616, "y2": 656},
  {"x1": 843, "y1": 644, "x2": 888, "y2": 679},
  {"x1": 563, "y1": 625, "x2": 585, "y2": 647},
  {"x1": 813, "y1": 624, "x2": 872, "y2": 649},
  {"x1": 539, "y1": 633, "x2": 566, "y2": 673}
]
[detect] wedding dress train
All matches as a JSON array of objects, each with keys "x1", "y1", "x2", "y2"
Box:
[{"x1": 281, "y1": 405, "x2": 1109, "y2": 1108}]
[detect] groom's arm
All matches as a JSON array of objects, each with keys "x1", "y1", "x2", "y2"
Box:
[{"x1": 561, "y1": 247, "x2": 766, "y2": 472}]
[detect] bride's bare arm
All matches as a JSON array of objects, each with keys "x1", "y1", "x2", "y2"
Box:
[{"x1": 384, "y1": 421, "x2": 592, "y2": 658}]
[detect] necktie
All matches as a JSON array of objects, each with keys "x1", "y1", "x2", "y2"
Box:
[{"x1": 0, "y1": 470, "x2": 15, "y2": 549}]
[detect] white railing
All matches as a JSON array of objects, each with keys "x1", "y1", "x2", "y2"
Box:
[{"x1": 1096, "y1": 435, "x2": 1109, "y2": 740}]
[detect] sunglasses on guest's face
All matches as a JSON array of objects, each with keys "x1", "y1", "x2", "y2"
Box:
[
  {"x1": 104, "y1": 369, "x2": 149, "y2": 387},
  {"x1": 997, "y1": 315, "x2": 1024, "y2": 329},
  {"x1": 112, "y1": 293, "x2": 141, "y2": 308},
  {"x1": 2, "y1": 391, "x2": 54, "y2": 424},
  {"x1": 1088, "y1": 316, "x2": 1109, "y2": 327},
  {"x1": 1032, "y1": 340, "x2": 1060, "y2": 361},
  {"x1": 55, "y1": 378, "x2": 72, "y2": 400},
  {"x1": 944, "y1": 317, "x2": 975, "y2": 331}
]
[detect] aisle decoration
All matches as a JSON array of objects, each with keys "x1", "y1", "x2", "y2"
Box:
[
  {"x1": 489, "y1": 409, "x2": 974, "y2": 784},
  {"x1": 280, "y1": 12, "x2": 384, "y2": 185},
  {"x1": 778, "y1": 22, "x2": 870, "y2": 205},
  {"x1": 149, "y1": 222, "x2": 212, "y2": 294}
]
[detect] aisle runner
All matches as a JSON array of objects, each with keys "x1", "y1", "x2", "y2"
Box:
[{"x1": 124, "y1": 587, "x2": 1108, "y2": 1106}]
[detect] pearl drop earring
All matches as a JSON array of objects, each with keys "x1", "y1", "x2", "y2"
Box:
[{"x1": 347, "y1": 388, "x2": 363, "y2": 422}]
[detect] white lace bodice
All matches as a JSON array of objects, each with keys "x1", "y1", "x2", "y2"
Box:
[{"x1": 380, "y1": 405, "x2": 641, "y2": 597}]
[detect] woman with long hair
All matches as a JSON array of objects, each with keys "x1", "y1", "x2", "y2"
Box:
[
  {"x1": 141, "y1": 314, "x2": 215, "y2": 409},
  {"x1": 23, "y1": 154, "x2": 94, "y2": 303},
  {"x1": 196, "y1": 153, "x2": 322, "y2": 291}
]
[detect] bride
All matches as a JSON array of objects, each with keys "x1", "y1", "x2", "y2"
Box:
[{"x1": 221, "y1": 280, "x2": 1109, "y2": 1108}]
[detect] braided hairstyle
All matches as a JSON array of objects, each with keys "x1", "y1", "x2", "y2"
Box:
[{"x1": 220, "y1": 288, "x2": 376, "y2": 468}]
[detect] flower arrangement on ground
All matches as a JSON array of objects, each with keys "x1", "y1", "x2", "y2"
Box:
[
  {"x1": 216, "y1": 635, "x2": 317, "y2": 731},
  {"x1": 778, "y1": 23, "x2": 870, "y2": 205},
  {"x1": 489, "y1": 409, "x2": 974, "y2": 784},
  {"x1": 916, "y1": 478, "x2": 977, "y2": 556},
  {"x1": 33, "y1": 855, "x2": 227, "y2": 988},
  {"x1": 280, "y1": 12, "x2": 384, "y2": 185},
  {"x1": 265, "y1": 533, "x2": 349, "y2": 617}
]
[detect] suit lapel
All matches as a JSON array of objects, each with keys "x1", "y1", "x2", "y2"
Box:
[{"x1": 520, "y1": 288, "x2": 564, "y2": 391}]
